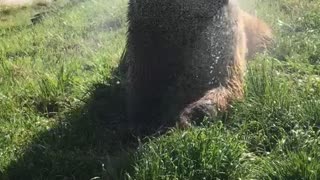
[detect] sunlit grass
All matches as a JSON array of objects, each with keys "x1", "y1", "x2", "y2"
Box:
[{"x1": 0, "y1": 0, "x2": 319, "y2": 179}]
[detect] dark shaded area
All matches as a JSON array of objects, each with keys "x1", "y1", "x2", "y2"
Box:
[
  {"x1": 35, "y1": 99, "x2": 60, "y2": 118},
  {"x1": 0, "y1": 9, "x2": 11, "y2": 16},
  {"x1": 31, "y1": 12, "x2": 47, "y2": 25},
  {"x1": 2, "y1": 68, "x2": 140, "y2": 180}
]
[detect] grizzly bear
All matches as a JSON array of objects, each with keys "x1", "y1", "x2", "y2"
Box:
[{"x1": 120, "y1": 0, "x2": 272, "y2": 132}]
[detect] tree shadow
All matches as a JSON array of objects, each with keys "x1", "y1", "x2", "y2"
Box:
[{"x1": 3, "y1": 69, "x2": 140, "y2": 180}]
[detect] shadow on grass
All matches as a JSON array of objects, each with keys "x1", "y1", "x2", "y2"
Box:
[{"x1": 3, "y1": 71, "x2": 139, "y2": 180}]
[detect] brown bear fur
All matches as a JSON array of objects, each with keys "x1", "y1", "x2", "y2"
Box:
[
  {"x1": 240, "y1": 9, "x2": 274, "y2": 59},
  {"x1": 121, "y1": 0, "x2": 272, "y2": 131}
]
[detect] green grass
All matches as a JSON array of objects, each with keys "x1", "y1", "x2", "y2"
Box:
[{"x1": 0, "y1": 0, "x2": 320, "y2": 179}]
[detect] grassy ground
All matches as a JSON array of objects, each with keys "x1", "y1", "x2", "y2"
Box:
[{"x1": 0, "y1": 0, "x2": 319, "y2": 179}]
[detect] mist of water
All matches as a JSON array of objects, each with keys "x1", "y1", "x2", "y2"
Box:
[{"x1": 237, "y1": 0, "x2": 258, "y2": 15}]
